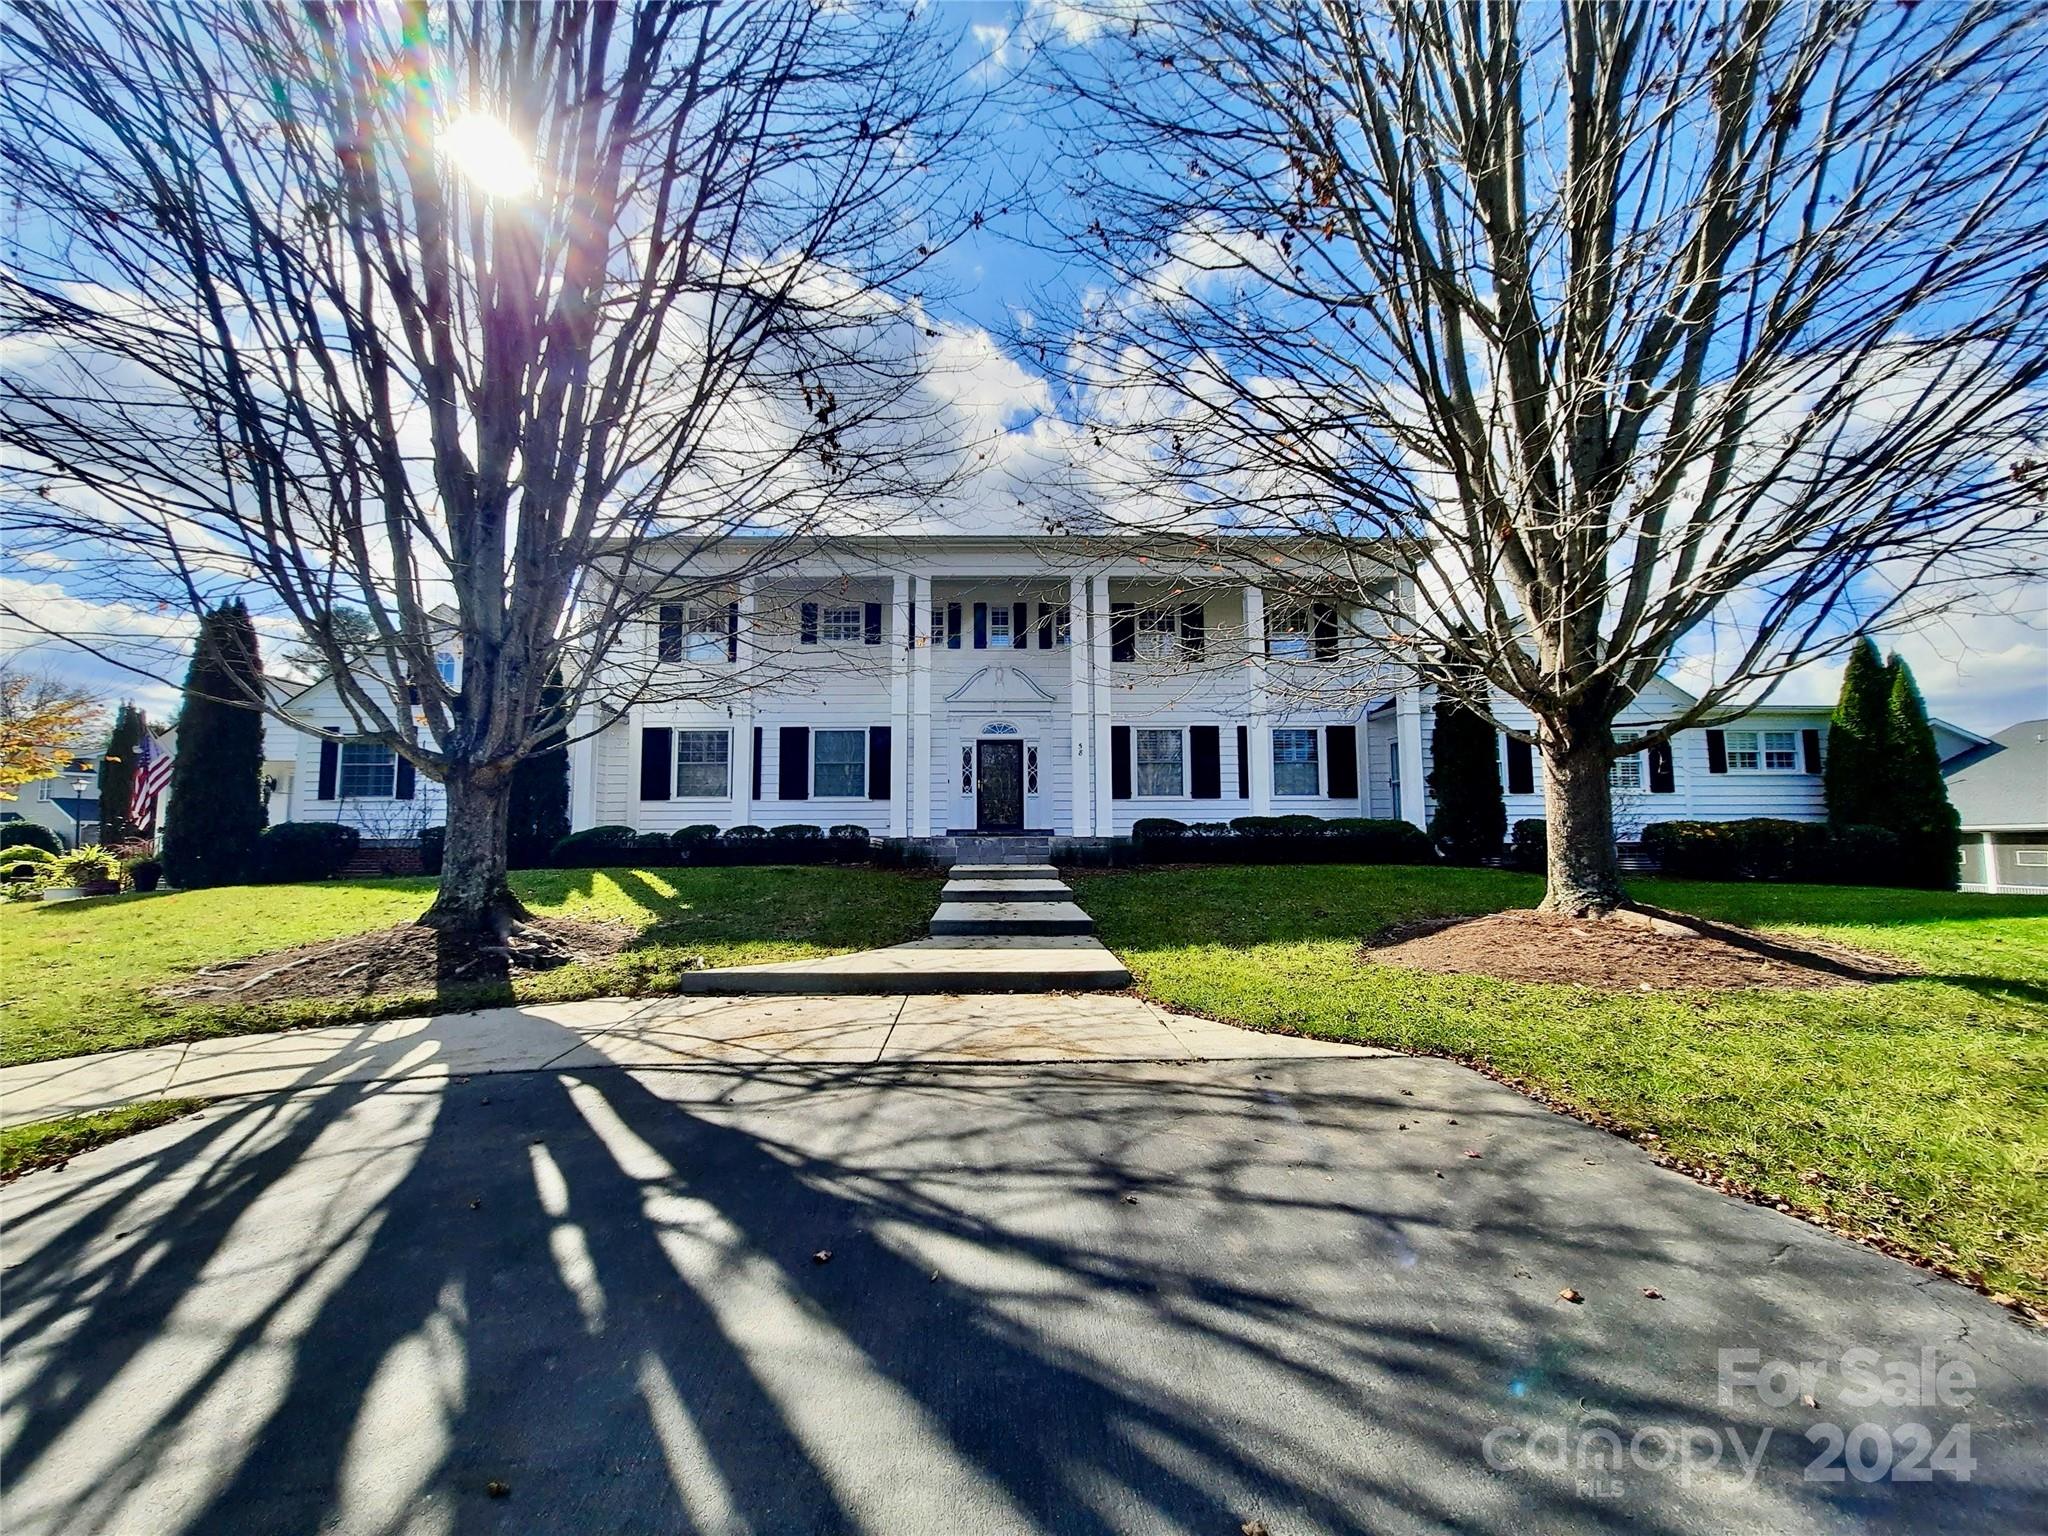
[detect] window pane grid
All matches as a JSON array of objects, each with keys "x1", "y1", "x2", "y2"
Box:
[
  {"x1": 675, "y1": 730, "x2": 730, "y2": 798},
  {"x1": 1763, "y1": 731, "x2": 1797, "y2": 770},
  {"x1": 814, "y1": 729, "x2": 866, "y2": 797},
  {"x1": 1135, "y1": 728, "x2": 1183, "y2": 797},
  {"x1": 339, "y1": 742, "x2": 395, "y2": 798},
  {"x1": 821, "y1": 606, "x2": 862, "y2": 643},
  {"x1": 1272, "y1": 728, "x2": 1319, "y2": 797},
  {"x1": 1725, "y1": 730, "x2": 1760, "y2": 770}
]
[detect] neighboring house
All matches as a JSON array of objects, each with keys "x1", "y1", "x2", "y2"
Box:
[
  {"x1": 269, "y1": 640, "x2": 459, "y2": 840},
  {"x1": 0, "y1": 755, "x2": 99, "y2": 849},
  {"x1": 1944, "y1": 720, "x2": 2048, "y2": 893}
]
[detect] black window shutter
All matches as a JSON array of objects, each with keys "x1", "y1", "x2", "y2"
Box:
[
  {"x1": 1647, "y1": 739, "x2": 1676, "y2": 794},
  {"x1": 972, "y1": 602, "x2": 988, "y2": 648},
  {"x1": 1236, "y1": 725, "x2": 1250, "y2": 798},
  {"x1": 778, "y1": 726, "x2": 810, "y2": 799},
  {"x1": 394, "y1": 757, "x2": 416, "y2": 800},
  {"x1": 1505, "y1": 735, "x2": 1534, "y2": 795},
  {"x1": 864, "y1": 602, "x2": 883, "y2": 645},
  {"x1": 658, "y1": 604, "x2": 683, "y2": 663},
  {"x1": 868, "y1": 726, "x2": 892, "y2": 800},
  {"x1": 726, "y1": 602, "x2": 739, "y2": 662},
  {"x1": 1038, "y1": 605, "x2": 1054, "y2": 648},
  {"x1": 639, "y1": 727, "x2": 673, "y2": 801},
  {"x1": 317, "y1": 737, "x2": 339, "y2": 800},
  {"x1": 751, "y1": 726, "x2": 763, "y2": 800},
  {"x1": 1706, "y1": 730, "x2": 1728, "y2": 774},
  {"x1": 1110, "y1": 603, "x2": 1136, "y2": 663},
  {"x1": 1801, "y1": 728, "x2": 1822, "y2": 774},
  {"x1": 799, "y1": 603, "x2": 819, "y2": 645},
  {"x1": 1110, "y1": 725, "x2": 1132, "y2": 800},
  {"x1": 407, "y1": 683, "x2": 419, "y2": 705},
  {"x1": 946, "y1": 602, "x2": 962, "y2": 649},
  {"x1": 1180, "y1": 604, "x2": 1206, "y2": 660},
  {"x1": 1312, "y1": 603, "x2": 1339, "y2": 662},
  {"x1": 1189, "y1": 726, "x2": 1222, "y2": 799},
  {"x1": 1326, "y1": 725, "x2": 1359, "y2": 799},
  {"x1": 1012, "y1": 602, "x2": 1028, "y2": 648}
]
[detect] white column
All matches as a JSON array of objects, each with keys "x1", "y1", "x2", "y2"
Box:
[
  {"x1": 1982, "y1": 831, "x2": 2002, "y2": 894},
  {"x1": 1395, "y1": 686, "x2": 1427, "y2": 827},
  {"x1": 1090, "y1": 574, "x2": 1114, "y2": 831},
  {"x1": 568, "y1": 705, "x2": 598, "y2": 831},
  {"x1": 911, "y1": 574, "x2": 933, "y2": 838},
  {"x1": 1068, "y1": 574, "x2": 1091, "y2": 836},
  {"x1": 1244, "y1": 586, "x2": 1272, "y2": 815},
  {"x1": 733, "y1": 579, "x2": 756, "y2": 824},
  {"x1": 889, "y1": 574, "x2": 910, "y2": 838}
]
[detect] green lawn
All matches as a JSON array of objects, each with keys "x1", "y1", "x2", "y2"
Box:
[
  {"x1": 0, "y1": 1099, "x2": 205, "y2": 1182},
  {"x1": 1071, "y1": 865, "x2": 2048, "y2": 1311},
  {"x1": 0, "y1": 866, "x2": 939, "y2": 1066}
]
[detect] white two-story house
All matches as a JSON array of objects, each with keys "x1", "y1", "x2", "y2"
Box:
[{"x1": 262, "y1": 532, "x2": 1991, "y2": 855}]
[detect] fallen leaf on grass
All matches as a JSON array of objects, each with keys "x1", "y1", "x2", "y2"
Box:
[
  {"x1": 1241, "y1": 1522, "x2": 1270, "y2": 1536},
  {"x1": 1463, "y1": 1150, "x2": 1482, "y2": 1159},
  {"x1": 486, "y1": 1481, "x2": 509, "y2": 1499},
  {"x1": 1558, "y1": 1288, "x2": 1583, "y2": 1304},
  {"x1": 812, "y1": 1249, "x2": 833, "y2": 1265},
  {"x1": 1641, "y1": 1287, "x2": 1663, "y2": 1299}
]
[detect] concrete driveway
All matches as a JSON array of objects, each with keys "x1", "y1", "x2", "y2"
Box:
[{"x1": 3, "y1": 1013, "x2": 2043, "y2": 1534}]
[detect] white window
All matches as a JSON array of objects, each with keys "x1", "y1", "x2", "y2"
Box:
[
  {"x1": 1047, "y1": 604, "x2": 1071, "y2": 646},
  {"x1": 339, "y1": 741, "x2": 396, "y2": 798},
  {"x1": 658, "y1": 603, "x2": 727, "y2": 663},
  {"x1": 1135, "y1": 728, "x2": 1184, "y2": 797},
  {"x1": 675, "y1": 730, "x2": 730, "y2": 798},
  {"x1": 1267, "y1": 607, "x2": 1312, "y2": 660},
  {"x1": 1135, "y1": 609, "x2": 1178, "y2": 661},
  {"x1": 1272, "y1": 728, "x2": 1321, "y2": 797},
  {"x1": 813, "y1": 729, "x2": 867, "y2": 798},
  {"x1": 1725, "y1": 729, "x2": 1798, "y2": 772},
  {"x1": 435, "y1": 651, "x2": 459, "y2": 686},
  {"x1": 821, "y1": 605, "x2": 863, "y2": 643},
  {"x1": 987, "y1": 604, "x2": 1012, "y2": 645},
  {"x1": 2014, "y1": 848, "x2": 2048, "y2": 867},
  {"x1": 1609, "y1": 754, "x2": 1642, "y2": 790}
]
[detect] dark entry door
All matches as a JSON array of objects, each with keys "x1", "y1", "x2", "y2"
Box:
[{"x1": 975, "y1": 740, "x2": 1024, "y2": 831}]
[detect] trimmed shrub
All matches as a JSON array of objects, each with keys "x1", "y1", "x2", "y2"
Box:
[
  {"x1": 632, "y1": 831, "x2": 677, "y2": 866},
  {"x1": 716, "y1": 825, "x2": 772, "y2": 865},
  {"x1": 1644, "y1": 818, "x2": 1872, "y2": 884},
  {"x1": 417, "y1": 825, "x2": 445, "y2": 876},
  {"x1": 0, "y1": 823, "x2": 63, "y2": 855},
  {"x1": 1321, "y1": 817, "x2": 1435, "y2": 863},
  {"x1": 827, "y1": 824, "x2": 872, "y2": 859},
  {"x1": 1134, "y1": 814, "x2": 1432, "y2": 865},
  {"x1": 669, "y1": 824, "x2": 720, "y2": 860},
  {"x1": 1427, "y1": 703, "x2": 1506, "y2": 864},
  {"x1": 769, "y1": 823, "x2": 823, "y2": 841},
  {"x1": 1509, "y1": 818, "x2": 1547, "y2": 872},
  {"x1": 1, "y1": 844, "x2": 54, "y2": 865},
  {"x1": 550, "y1": 825, "x2": 639, "y2": 868},
  {"x1": 162, "y1": 599, "x2": 266, "y2": 888},
  {"x1": 255, "y1": 822, "x2": 361, "y2": 883},
  {"x1": 1825, "y1": 636, "x2": 1890, "y2": 829},
  {"x1": 4, "y1": 859, "x2": 49, "y2": 881},
  {"x1": 1830, "y1": 824, "x2": 1904, "y2": 886},
  {"x1": 1132, "y1": 817, "x2": 1191, "y2": 843},
  {"x1": 1884, "y1": 656, "x2": 1962, "y2": 890}
]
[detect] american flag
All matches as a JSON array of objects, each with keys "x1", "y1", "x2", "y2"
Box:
[{"x1": 131, "y1": 730, "x2": 174, "y2": 835}]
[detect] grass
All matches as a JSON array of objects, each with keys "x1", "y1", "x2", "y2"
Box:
[
  {"x1": 1070, "y1": 864, "x2": 2048, "y2": 1311},
  {"x1": 0, "y1": 865, "x2": 939, "y2": 1067},
  {"x1": 0, "y1": 1099, "x2": 206, "y2": 1182}
]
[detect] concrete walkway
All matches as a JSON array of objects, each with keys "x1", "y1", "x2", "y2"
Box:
[
  {"x1": 0, "y1": 991, "x2": 1374, "y2": 1127},
  {"x1": 672, "y1": 863, "x2": 1132, "y2": 994}
]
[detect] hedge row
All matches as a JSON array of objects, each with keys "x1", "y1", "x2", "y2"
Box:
[
  {"x1": 1130, "y1": 815, "x2": 1435, "y2": 865},
  {"x1": 1639, "y1": 818, "x2": 1944, "y2": 887},
  {"x1": 547, "y1": 822, "x2": 874, "y2": 869}
]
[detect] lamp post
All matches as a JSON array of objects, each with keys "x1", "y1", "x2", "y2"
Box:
[{"x1": 69, "y1": 773, "x2": 89, "y2": 848}]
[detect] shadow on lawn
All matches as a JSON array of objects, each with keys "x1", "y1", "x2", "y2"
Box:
[{"x1": 4, "y1": 1020, "x2": 2038, "y2": 1535}]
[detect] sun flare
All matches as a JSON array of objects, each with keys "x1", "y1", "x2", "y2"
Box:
[{"x1": 439, "y1": 112, "x2": 538, "y2": 199}]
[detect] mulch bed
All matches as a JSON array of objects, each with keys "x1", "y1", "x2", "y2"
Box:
[
  {"x1": 157, "y1": 916, "x2": 635, "y2": 1010},
  {"x1": 1366, "y1": 908, "x2": 1916, "y2": 991}
]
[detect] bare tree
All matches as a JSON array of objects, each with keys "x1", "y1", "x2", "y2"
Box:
[
  {"x1": 0, "y1": 0, "x2": 974, "y2": 934},
  {"x1": 1035, "y1": 0, "x2": 2048, "y2": 912}
]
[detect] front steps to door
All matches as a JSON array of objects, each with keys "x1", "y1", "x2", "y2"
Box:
[{"x1": 672, "y1": 862, "x2": 1131, "y2": 995}]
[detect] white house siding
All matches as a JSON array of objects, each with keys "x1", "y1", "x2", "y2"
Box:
[
  {"x1": 927, "y1": 579, "x2": 1077, "y2": 834},
  {"x1": 275, "y1": 677, "x2": 448, "y2": 839}
]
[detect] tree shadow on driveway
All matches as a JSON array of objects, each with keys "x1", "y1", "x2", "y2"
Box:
[{"x1": 3, "y1": 1021, "x2": 2044, "y2": 1535}]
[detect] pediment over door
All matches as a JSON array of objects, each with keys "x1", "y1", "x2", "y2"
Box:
[{"x1": 942, "y1": 664, "x2": 1057, "y2": 714}]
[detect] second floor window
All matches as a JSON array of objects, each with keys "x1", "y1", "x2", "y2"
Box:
[
  {"x1": 1135, "y1": 609, "x2": 1178, "y2": 661},
  {"x1": 1267, "y1": 608, "x2": 1312, "y2": 660},
  {"x1": 821, "y1": 605, "x2": 863, "y2": 643},
  {"x1": 658, "y1": 603, "x2": 728, "y2": 663},
  {"x1": 339, "y1": 741, "x2": 396, "y2": 798},
  {"x1": 987, "y1": 604, "x2": 1012, "y2": 646}
]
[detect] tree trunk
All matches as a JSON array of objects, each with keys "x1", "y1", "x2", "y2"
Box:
[
  {"x1": 420, "y1": 766, "x2": 529, "y2": 935},
  {"x1": 1538, "y1": 717, "x2": 1626, "y2": 917}
]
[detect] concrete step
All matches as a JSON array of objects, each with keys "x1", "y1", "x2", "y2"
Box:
[
  {"x1": 947, "y1": 863, "x2": 1061, "y2": 882},
  {"x1": 940, "y1": 878, "x2": 1072, "y2": 904},
  {"x1": 673, "y1": 935, "x2": 1131, "y2": 994},
  {"x1": 929, "y1": 900, "x2": 1095, "y2": 938}
]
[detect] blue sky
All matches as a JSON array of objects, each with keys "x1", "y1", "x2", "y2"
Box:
[{"x1": 2, "y1": 0, "x2": 2042, "y2": 736}]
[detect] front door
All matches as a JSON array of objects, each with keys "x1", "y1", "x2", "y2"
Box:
[{"x1": 975, "y1": 740, "x2": 1024, "y2": 832}]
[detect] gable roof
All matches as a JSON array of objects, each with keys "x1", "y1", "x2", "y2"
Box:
[{"x1": 1942, "y1": 720, "x2": 2048, "y2": 832}]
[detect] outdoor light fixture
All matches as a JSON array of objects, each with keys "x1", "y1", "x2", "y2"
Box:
[{"x1": 440, "y1": 112, "x2": 539, "y2": 198}]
